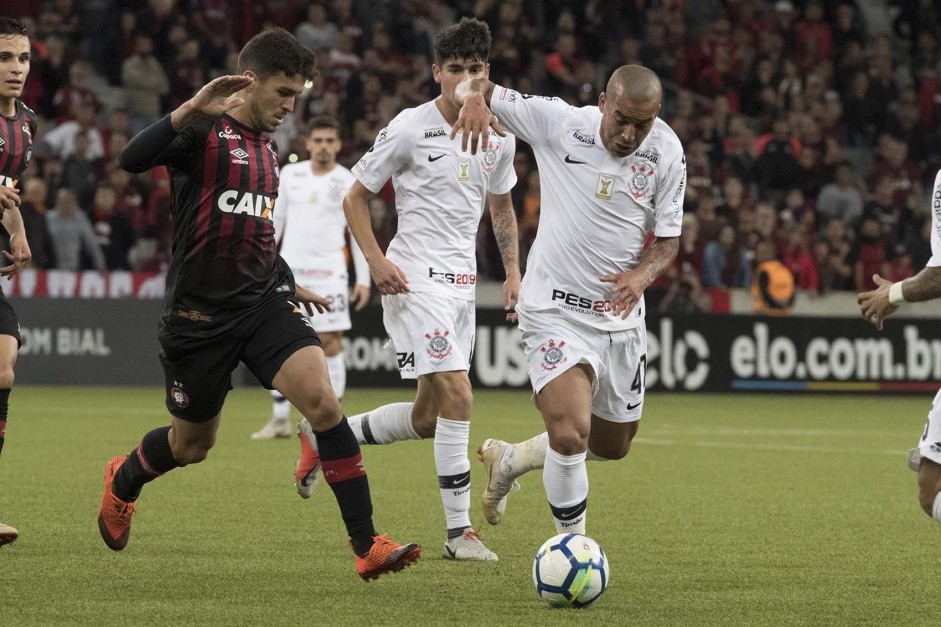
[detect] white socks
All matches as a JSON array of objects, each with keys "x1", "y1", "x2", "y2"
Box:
[
  {"x1": 347, "y1": 402, "x2": 419, "y2": 444},
  {"x1": 270, "y1": 391, "x2": 290, "y2": 420},
  {"x1": 326, "y1": 354, "x2": 346, "y2": 399},
  {"x1": 933, "y1": 492, "x2": 941, "y2": 524},
  {"x1": 544, "y1": 447, "x2": 588, "y2": 535},
  {"x1": 435, "y1": 418, "x2": 472, "y2": 532}
]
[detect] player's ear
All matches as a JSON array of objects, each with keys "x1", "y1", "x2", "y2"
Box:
[
  {"x1": 432, "y1": 64, "x2": 441, "y2": 84},
  {"x1": 598, "y1": 91, "x2": 606, "y2": 112},
  {"x1": 242, "y1": 70, "x2": 257, "y2": 91}
]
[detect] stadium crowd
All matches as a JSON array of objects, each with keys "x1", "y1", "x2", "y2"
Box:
[{"x1": 5, "y1": 0, "x2": 938, "y2": 306}]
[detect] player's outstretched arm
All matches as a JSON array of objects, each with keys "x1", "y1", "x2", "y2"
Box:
[
  {"x1": 343, "y1": 181, "x2": 409, "y2": 296},
  {"x1": 488, "y1": 191, "x2": 521, "y2": 321},
  {"x1": 451, "y1": 77, "x2": 504, "y2": 154},
  {"x1": 858, "y1": 268, "x2": 941, "y2": 330},
  {"x1": 121, "y1": 75, "x2": 253, "y2": 173},
  {"x1": 601, "y1": 236, "x2": 679, "y2": 319}
]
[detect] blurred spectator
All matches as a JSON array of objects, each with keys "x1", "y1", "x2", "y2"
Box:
[
  {"x1": 40, "y1": 101, "x2": 105, "y2": 161},
  {"x1": 851, "y1": 214, "x2": 889, "y2": 291},
  {"x1": 295, "y1": 3, "x2": 339, "y2": 52},
  {"x1": 91, "y1": 183, "x2": 134, "y2": 271},
  {"x1": 45, "y1": 187, "x2": 106, "y2": 271},
  {"x1": 702, "y1": 224, "x2": 752, "y2": 289},
  {"x1": 751, "y1": 239, "x2": 795, "y2": 315},
  {"x1": 905, "y1": 216, "x2": 933, "y2": 269},
  {"x1": 52, "y1": 60, "x2": 99, "y2": 123},
  {"x1": 754, "y1": 116, "x2": 802, "y2": 199},
  {"x1": 61, "y1": 130, "x2": 99, "y2": 211},
  {"x1": 781, "y1": 226, "x2": 818, "y2": 291},
  {"x1": 121, "y1": 34, "x2": 170, "y2": 135},
  {"x1": 816, "y1": 161, "x2": 864, "y2": 227},
  {"x1": 18, "y1": 177, "x2": 54, "y2": 269}
]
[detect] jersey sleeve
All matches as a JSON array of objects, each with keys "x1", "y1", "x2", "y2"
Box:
[
  {"x1": 488, "y1": 133, "x2": 517, "y2": 195},
  {"x1": 352, "y1": 111, "x2": 412, "y2": 193},
  {"x1": 928, "y1": 169, "x2": 941, "y2": 267},
  {"x1": 120, "y1": 115, "x2": 206, "y2": 173},
  {"x1": 652, "y1": 144, "x2": 686, "y2": 238},
  {"x1": 489, "y1": 85, "x2": 571, "y2": 147}
]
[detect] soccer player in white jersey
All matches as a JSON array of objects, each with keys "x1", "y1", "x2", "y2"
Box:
[
  {"x1": 449, "y1": 65, "x2": 686, "y2": 535},
  {"x1": 295, "y1": 18, "x2": 520, "y2": 561},
  {"x1": 859, "y1": 169, "x2": 941, "y2": 526},
  {"x1": 251, "y1": 116, "x2": 370, "y2": 440}
]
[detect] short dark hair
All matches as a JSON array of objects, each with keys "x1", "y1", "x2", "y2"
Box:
[
  {"x1": 307, "y1": 115, "x2": 340, "y2": 134},
  {"x1": 433, "y1": 17, "x2": 491, "y2": 65},
  {"x1": 0, "y1": 17, "x2": 29, "y2": 39},
  {"x1": 238, "y1": 27, "x2": 317, "y2": 81}
]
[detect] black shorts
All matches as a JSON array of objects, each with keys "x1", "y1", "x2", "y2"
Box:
[
  {"x1": 158, "y1": 296, "x2": 322, "y2": 422},
  {"x1": 0, "y1": 288, "x2": 21, "y2": 347}
]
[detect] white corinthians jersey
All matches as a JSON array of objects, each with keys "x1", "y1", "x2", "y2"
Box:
[
  {"x1": 353, "y1": 99, "x2": 517, "y2": 299},
  {"x1": 928, "y1": 168, "x2": 941, "y2": 268},
  {"x1": 274, "y1": 162, "x2": 365, "y2": 284},
  {"x1": 491, "y1": 86, "x2": 686, "y2": 331}
]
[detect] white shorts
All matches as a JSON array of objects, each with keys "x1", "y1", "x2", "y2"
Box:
[
  {"x1": 303, "y1": 279, "x2": 352, "y2": 333},
  {"x1": 518, "y1": 309, "x2": 647, "y2": 423},
  {"x1": 916, "y1": 388, "x2": 941, "y2": 465},
  {"x1": 382, "y1": 291, "x2": 475, "y2": 380}
]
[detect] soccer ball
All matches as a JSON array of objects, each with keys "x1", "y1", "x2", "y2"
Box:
[{"x1": 532, "y1": 533, "x2": 609, "y2": 608}]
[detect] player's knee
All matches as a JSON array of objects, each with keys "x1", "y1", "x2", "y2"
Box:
[
  {"x1": 547, "y1": 423, "x2": 589, "y2": 456},
  {"x1": 300, "y1": 391, "x2": 342, "y2": 431},
  {"x1": 173, "y1": 441, "x2": 214, "y2": 465},
  {"x1": 434, "y1": 377, "x2": 473, "y2": 420},
  {"x1": 412, "y1": 406, "x2": 438, "y2": 439},
  {"x1": 0, "y1": 366, "x2": 14, "y2": 389}
]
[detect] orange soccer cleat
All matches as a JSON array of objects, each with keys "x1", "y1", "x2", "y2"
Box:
[
  {"x1": 295, "y1": 419, "x2": 321, "y2": 499},
  {"x1": 97, "y1": 455, "x2": 137, "y2": 551},
  {"x1": 354, "y1": 534, "x2": 422, "y2": 581}
]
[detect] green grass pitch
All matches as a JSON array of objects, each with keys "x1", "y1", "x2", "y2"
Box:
[{"x1": 0, "y1": 386, "x2": 936, "y2": 626}]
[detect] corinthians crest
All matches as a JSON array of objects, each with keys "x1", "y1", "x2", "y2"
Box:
[
  {"x1": 480, "y1": 141, "x2": 500, "y2": 174},
  {"x1": 627, "y1": 162, "x2": 655, "y2": 199},
  {"x1": 540, "y1": 339, "x2": 567, "y2": 371},
  {"x1": 425, "y1": 328, "x2": 453, "y2": 360}
]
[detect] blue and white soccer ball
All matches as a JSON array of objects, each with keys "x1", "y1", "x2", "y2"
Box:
[{"x1": 532, "y1": 533, "x2": 609, "y2": 608}]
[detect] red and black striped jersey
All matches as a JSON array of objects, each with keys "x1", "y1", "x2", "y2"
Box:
[
  {"x1": 122, "y1": 114, "x2": 292, "y2": 335},
  {"x1": 0, "y1": 100, "x2": 37, "y2": 189}
]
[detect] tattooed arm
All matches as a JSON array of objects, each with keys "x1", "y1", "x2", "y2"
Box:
[
  {"x1": 488, "y1": 191, "x2": 521, "y2": 316},
  {"x1": 601, "y1": 236, "x2": 680, "y2": 319},
  {"x1": 858, "y1": 267, "x2": 941, "y2": 331}
]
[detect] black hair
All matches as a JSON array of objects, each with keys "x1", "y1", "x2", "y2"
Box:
[
  {"x1": 433, "y1": 17, "x2": 491, "y2": 65},
  {"x1": 238, "y1": 27, "x2": 317, "y2": 81},
  {"x1": 0, "y1": 17, "x2": 29, "y2": 39},
  {"x1": 307, "y1": 115, "x2": 340, "y2": 134}
]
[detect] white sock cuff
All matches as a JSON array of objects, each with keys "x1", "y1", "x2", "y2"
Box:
[
  {"x1": 545, "y1": 447, "x2": 587, "y2": 468},
  {"x1": 933, "y1": 492, "x2": 941, "y2": 524},
  {"x1": 435, "y1": 417, "x2": 470, "y2": 441}
]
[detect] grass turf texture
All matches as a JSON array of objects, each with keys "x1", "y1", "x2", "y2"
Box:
[{"x1": 0, "y1": 386, "x2": 935, "y2": 626}]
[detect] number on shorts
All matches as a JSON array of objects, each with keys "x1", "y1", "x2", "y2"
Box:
[{"x1": 631, "y1": 354, "x2": 647, "y2": 395}]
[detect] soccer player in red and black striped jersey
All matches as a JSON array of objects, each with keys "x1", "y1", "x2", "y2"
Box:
[
  {"x1": 0, "y1": 16, "x2": 37, "y2": 550},
  {"x1": 97, "y1": 28, "x2": 420, "y2": 579}
]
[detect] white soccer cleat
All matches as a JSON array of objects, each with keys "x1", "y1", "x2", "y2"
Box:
[
  {"x1": 0, "y1": 521, "x2": 18, "y2": 547},
  {"x1": 908, "y1": 447, "x2": 922, "y2": 472},
  {"x1": 251, "y1": 417, "x2": 293, "y2": 440},
  {"x1": 295, "y1": 419, "x2": 321, "y2": 499},
  {"x1": 478, "y1": 438, "x2": 521, "y2": 526},
  {"x1": 443, "y1": 528, "x2": 498, "y2": 561}
]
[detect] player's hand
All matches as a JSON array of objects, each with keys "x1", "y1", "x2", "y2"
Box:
[
  {"x1": 450, "y1": 93, "x2": 505, "y2": 155},
  {"x1": 295, "y1": 283, "x2": 333, "y2": 316},
  {"x1": 504, "y1": 268, "x2": 520, "y2": 324},
  {"x1": 857, "y1": 274, "x2": 898, "y2": 331},
  {"x1": 1, "y1": 229, "x2": 31, "y2": 278},
  {"x1": 189, "y1": 75, "x2": 253, "y2": 117},
  {"x1": 0, "y1": 186, "x2": 20, "y2": 213},
  {"x1": 600, "y1": 270, "x2": 646, "y2": 319},
  {"x1": 349, "y1": 284, "x2": 370, "y2": 311},
  {"x1": 371, "y1": 257, "x2": 409, "y2": 295}
]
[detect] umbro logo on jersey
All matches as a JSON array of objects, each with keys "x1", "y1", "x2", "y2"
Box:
[
  {"x1": 428, "y1": 153, "x2": 447, "y2": 162},
  {"x1": 230, "y1": 148, "x2": 249, "y2": 165},
  {"x1": 564, "y1": 154, "x2": 587, "y2": 164}
]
